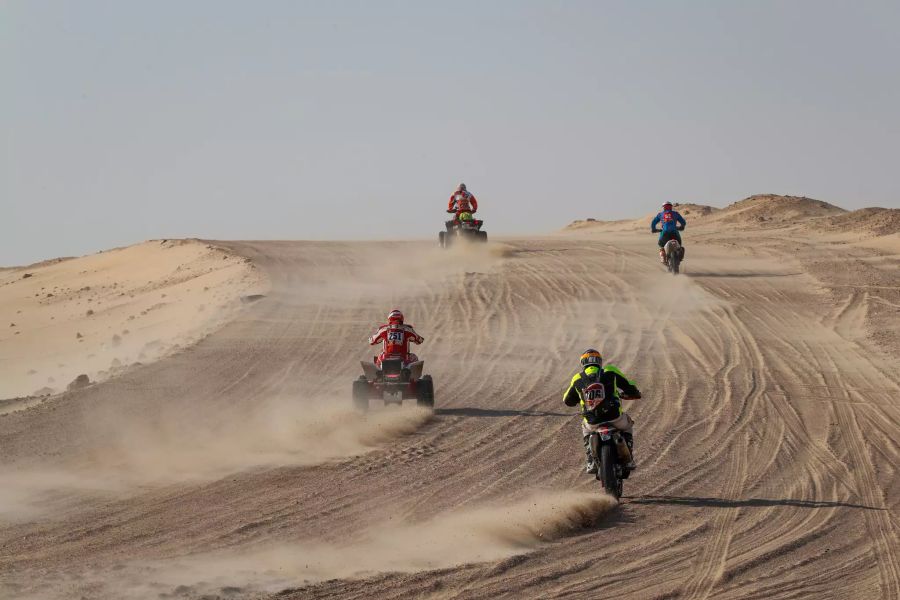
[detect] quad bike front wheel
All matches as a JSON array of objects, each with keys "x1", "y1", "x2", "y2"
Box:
[
  {"x1": 438, "y1": 231, "x2": 446, "y2": 248},
  {"x1": 352, "y1": 376, "x2": 369, "y2": 413},
  {"x1": 416, "y1": 375, "x2": 434, "y2": 409}
]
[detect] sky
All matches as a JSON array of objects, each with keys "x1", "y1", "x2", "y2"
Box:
[{"x1": 3, "y1": 0, "x2": 899, "y2": 265}]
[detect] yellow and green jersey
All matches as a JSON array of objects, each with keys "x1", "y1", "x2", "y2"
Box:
[{"x1": 563, "y1": 365, "x2": 640, "y2": 424}]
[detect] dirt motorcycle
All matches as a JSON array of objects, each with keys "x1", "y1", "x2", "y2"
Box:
[
  {"x1": 439, "y1": 211, "x2": 487, "y2": 247},
  {"x1": 652, "y1": 226, "x2": 686, "y2": 274},
  {"x1": 587, "y1": 420, "x2": 634, "y2": 500},
  {"x1": 353, "y1": 356, "x2": 434, "y2": 412}
]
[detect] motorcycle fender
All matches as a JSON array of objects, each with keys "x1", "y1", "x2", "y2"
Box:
[
  {"x1": 406, "y1": 361, "x2": 424, "y2": 380},
  {"x1": 361, "y1": 361, "x2": 379, "y2": 381},
  {"x1": 589, "y1": 432, "x2": 600, "y2": 457},
  {"x1": 588, "y1": 433, "x2": 612, "y2": 457}
]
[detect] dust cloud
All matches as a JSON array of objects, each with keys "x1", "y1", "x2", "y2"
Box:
[
  {"x1": 0, "y1": 402, "x2": 432, "y2": 522},
  {"x1": 275, "y1": 241, "x2": 510, "y2": 309},
  {"x1": 94, "y1": 491, "x2": 616, "y2": 599}
]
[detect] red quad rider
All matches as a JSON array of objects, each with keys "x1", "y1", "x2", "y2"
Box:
[
  {"x1": 446, "y1": 183, "x2": 479, "y2": 231},
  {"x1": 369, "y1": 309, "x2": 424, "y2": 367}
]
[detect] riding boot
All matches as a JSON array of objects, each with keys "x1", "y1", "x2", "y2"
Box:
[
  {"x1": 583, "y1": 436, "x2": 597, "y2": 474},
  {"x1": 622, "y1": 432, "x2": 636, "y2": 469},
  {"x1": 658, "y1": 248, "x2": 666, "y2": 264}
]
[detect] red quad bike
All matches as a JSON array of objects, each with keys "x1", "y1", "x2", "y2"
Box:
[
  {"x1": 588, "y1": 420, "x2": 634, "y2": 500},
  {"x1": 353, "y1": 357, "x2": 434, "y2": 412},
  {"x1": 439, "y1": 211, "x2": 487, "y2": 248}
]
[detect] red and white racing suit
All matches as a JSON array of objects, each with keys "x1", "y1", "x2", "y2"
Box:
[
  {"x1": 369, "y1": 323, "x2": 424, "y2": 366},
  {"x1": 447, "y1": 191, "x2": 478, "y2": 219}
]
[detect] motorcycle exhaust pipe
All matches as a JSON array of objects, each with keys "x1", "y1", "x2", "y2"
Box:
[{"x1": 614, "y1": 433, "x2": 632, "y2": 464}]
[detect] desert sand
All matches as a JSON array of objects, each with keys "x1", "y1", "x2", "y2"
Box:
[
  {"x1": 0, "y1": 196, "x2": 898, "y2": 599},
  {"x1": 0, "y1": 239, "x2": 266, "y2": 405}
]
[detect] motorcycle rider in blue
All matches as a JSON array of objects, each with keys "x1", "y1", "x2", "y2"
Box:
[{"x1": 651, "y1": 202, "x2": 687, "y2": 264}]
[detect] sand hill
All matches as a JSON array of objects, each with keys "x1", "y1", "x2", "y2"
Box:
[
  {"x1": 567, "y1": 202, "x2": 720, "y2": 232},
  {"x1": 707, "y1": 194, "x2": 845, "y2": 226},
  {"x1": 0, "y1": 239, "x2": 265, "y2": 401},
  {"x1": 567, "y1": 194, "x2": 897, "y2": 237},
  {"x1": 1, "y1": 216, "x2": 898, "y2": 600},
  {"x1": 817, "y1": 206, "x2": 900, "y2": 237}
]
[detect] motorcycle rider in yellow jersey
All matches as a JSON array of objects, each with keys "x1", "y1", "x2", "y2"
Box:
[{"x1": 563, "y1": 349, "x2": 641, "y2": 473}]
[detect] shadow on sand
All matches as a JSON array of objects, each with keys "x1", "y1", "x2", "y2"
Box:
[
  {"x1": 626, "y1": 495, "x2": 884, "y2": 511},
  {"x1": 685, "y1": 271, "x2": 803, "y2": 278},
  {"x1": 435, "y1": 407, "x2": 572, "y2": 418}
]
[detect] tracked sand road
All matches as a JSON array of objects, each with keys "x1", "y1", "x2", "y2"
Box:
[{"x1": 0, "y1": 229, "x2": 898, "y2": 599}]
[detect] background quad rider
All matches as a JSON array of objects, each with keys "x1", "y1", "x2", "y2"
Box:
[
  {"x1": 563, "y1": 349, "x2": 641, "y2": 473},
  {"x1": 651, "y1": 202, "x2": 687, "y2": 264},
  {"x1": 368, "y1": 309, "x2": 424, "y2": 367},
  {"x1": 445, "y1": 183, "x2": 479, "y2": 231}
]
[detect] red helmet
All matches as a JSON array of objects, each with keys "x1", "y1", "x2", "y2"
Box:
[
  {"x1": 663, "y1": 202, "x2": 673, "y2": 211},
  {"x1": 387, "y1": 309, "x2": 404, "y2": 325}
]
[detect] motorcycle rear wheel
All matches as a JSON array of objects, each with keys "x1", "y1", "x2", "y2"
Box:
[{"x1": 599, "y1": 444, "x2": 621, "y2": 499}]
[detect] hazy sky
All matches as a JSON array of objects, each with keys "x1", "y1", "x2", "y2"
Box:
[{"x1": 4, "y1": 1, "x2": 899, "y2": 265}]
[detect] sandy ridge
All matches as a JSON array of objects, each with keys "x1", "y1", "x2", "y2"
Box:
[
  {"x1": 0, "y1": 239, "x2": 266, "y2": 403},
  {"x1": 0, "y1": 206, "x2": 898, "y2": 599}
]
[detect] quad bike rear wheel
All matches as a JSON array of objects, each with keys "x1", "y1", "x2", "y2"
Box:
[
  {"x1": 352, "y1": 376, "x2": 369, "y2": 413},
  {"x1": 438, "y1": 231, "x2": 446, "y2": 248},
  {"x1": 478, "y1": 231, "x2": 488, "y2": 243},
  {"x1": 416, "y1": 375, "x2": 434, "y2": 409}
]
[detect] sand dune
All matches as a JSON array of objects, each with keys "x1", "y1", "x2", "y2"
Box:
[
  {"x1": 707, "y1": 194, "x2": 845, "y2": 225},
  {"x1": 1, "y1": 196, "x2": 898, "y2": 599},
  {"x1": 0, "y1": 239, "x2": 265, "y2": 401},
  {"x1": 566, "y1": 194, "x2": 895, "y2": 237},
  {"x1": 818, "y1": 207, "x2": 900, "y2": 237}
]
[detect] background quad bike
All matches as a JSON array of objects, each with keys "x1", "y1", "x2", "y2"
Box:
[{"x1": 439, "y1": 217, "x2": 488, "y2": 248}]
